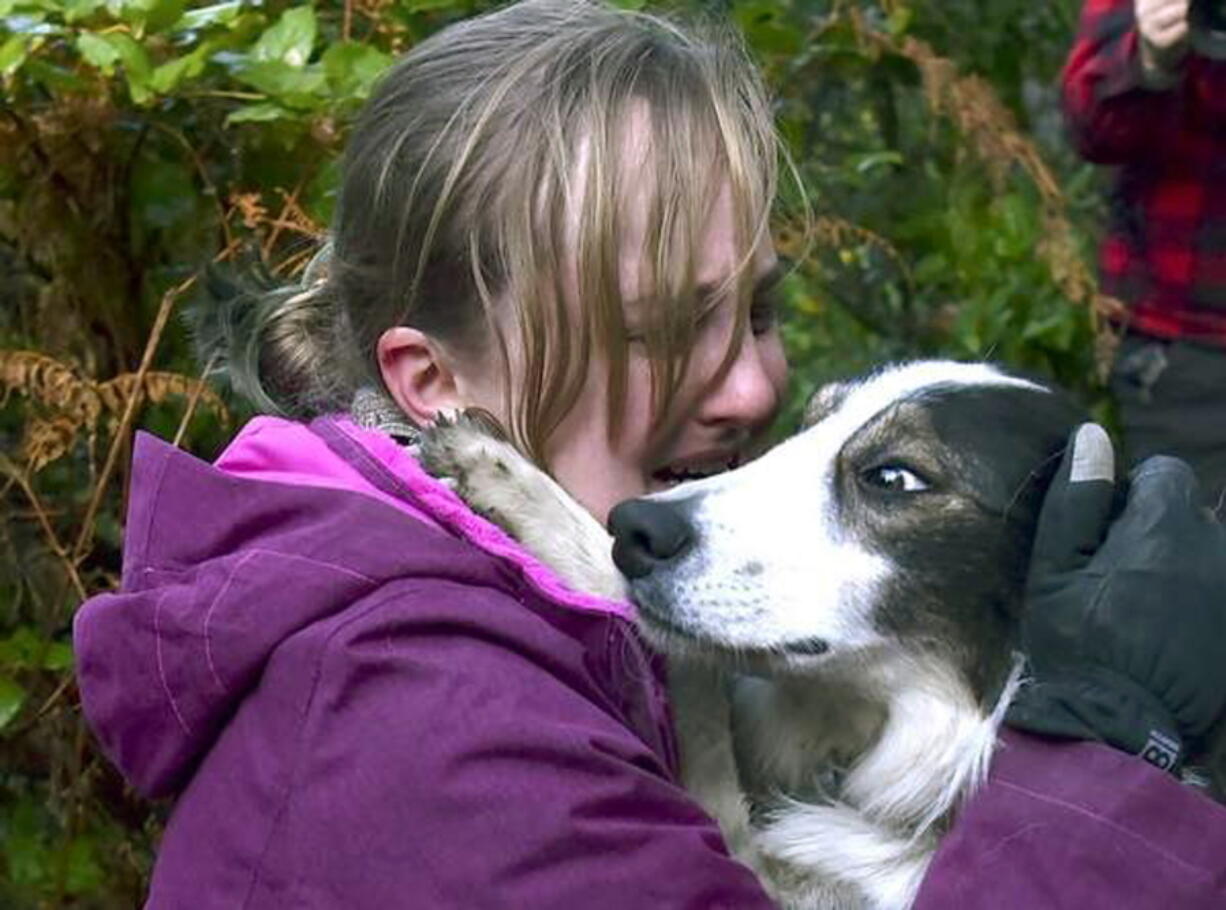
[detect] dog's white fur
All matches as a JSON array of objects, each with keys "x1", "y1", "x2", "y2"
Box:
[{"x1": 420, "y1": 361, "x2": 1043, "y2": 909}]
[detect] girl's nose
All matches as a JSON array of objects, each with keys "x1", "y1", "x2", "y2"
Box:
[{"x1": 696, "y1": 331, "x2": 784, "y2": 430}]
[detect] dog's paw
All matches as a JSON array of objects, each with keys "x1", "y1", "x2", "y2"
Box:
[
  {"x1": 418, "y1": 411, "x2": 526, "y2": 533},
  {"x1": 418, "y1": 412, "x2": 627, "y2": 602}
]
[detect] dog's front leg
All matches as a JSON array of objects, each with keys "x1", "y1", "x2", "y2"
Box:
[
  {"x1": 418, "y1": 414, "x2": 627, "y2": 602},
  {"x1": 668, "y1": 660, "x2": 756, "y2": 858}
]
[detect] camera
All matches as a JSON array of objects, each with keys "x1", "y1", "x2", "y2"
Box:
[{"x1": 1191, "y1": 0, "x2": 1226, "y2": 59}]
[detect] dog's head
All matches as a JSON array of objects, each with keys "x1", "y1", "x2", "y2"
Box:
[{"x1": 611, "y1": 361, "x2": 1085, "y2": 692}]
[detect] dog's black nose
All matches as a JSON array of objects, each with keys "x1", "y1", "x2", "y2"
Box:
[{"x1": 609, "y1": 498, "x2": 695, "y2": 579}]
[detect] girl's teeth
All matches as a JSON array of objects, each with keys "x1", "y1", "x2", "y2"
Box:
[{"x1": 655, "y1": 459, "x2": 737, "y2": 485}]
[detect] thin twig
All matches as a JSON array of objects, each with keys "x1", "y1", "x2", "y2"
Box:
[
  {"x1": 71, "y1": 275, "x2": 197, "y2": 564},
  {"x1": 0, "y1": 456, "x2": 88, "y2": 602},
  {"x1": 28, "y1": 673, "x2": 74, "y2": 728},
  {"x1": 172, "y1": 351, "x2": 220, "y2": 448},
  {"x1": 272, "y1": 246, "x2": 316, "y2": 277},
  {"x1": 181, "y1": 90, "x2": 266, "y2": 101},
  {"x1": 261, "y1": 179, "x2": 308, "y2": 261}
]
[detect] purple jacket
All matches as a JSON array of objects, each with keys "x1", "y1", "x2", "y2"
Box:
[{"x1": 75, "y1": 416, "x2": 1226, "y2": 908}]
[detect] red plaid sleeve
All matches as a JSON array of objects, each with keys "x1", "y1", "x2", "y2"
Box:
[
  {"x1": 1065, "y1": 0, "x2": 1226, "y2": 344},
  {"x1": 1062, "y1": 0, "x2": 1184, "y2": 163}
]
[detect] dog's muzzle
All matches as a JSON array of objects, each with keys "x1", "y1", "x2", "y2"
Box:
[{"x1": 609, "y1": 498, "x2": 695, "y2": 579}]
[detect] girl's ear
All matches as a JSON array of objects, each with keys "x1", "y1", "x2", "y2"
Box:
[{"x1": 376, "y1": 326, "x2": 465, "y2": 425}]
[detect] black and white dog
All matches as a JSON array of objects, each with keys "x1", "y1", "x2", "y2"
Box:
[{"x1": 420, "y1": 360, "x2": 1222, "y2": 909}]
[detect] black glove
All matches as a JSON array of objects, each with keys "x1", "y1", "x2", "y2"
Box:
[{"x1": 1006, "y1": 423, "x2": 1226, "y2": 773}]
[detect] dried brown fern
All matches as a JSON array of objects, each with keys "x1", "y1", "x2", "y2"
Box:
[
  {"x1": 0, "y1": 350, "x2": 101, "y2": 424},
  {"x1": 776, "y1": 214, "x2": 914, "y2": 292},
  {"x1": 815, "y1": 215, "x2": 914, "y2": 289},
  {"x1": 889, "y1": 35, "x2": 1099, "y2": 323},
  {"x1": 225, "y1": 184, "x2": 324, "y2": 264},
  {"x1": 821, "y1": 22, "x2": 1109, "y2": 367},
  {"x1": 899, "y1": 38, "x2": 1061, "y2": 202},
  {"x1": 96, "y1": 371, "x2": 228, "y2": 423},
  {"x1": 2, "y1": 351, "x2": 229, "y2": 471},
  {"x1": 21, "y1": 416, "x2": 83, "y2": 474}
]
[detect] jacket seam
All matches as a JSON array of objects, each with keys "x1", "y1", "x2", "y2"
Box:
[
  {"x1": 129, "y1": 436, "x2": 173, "y2": 582},
  {"x1": 153, "y1": 590, "x2": 194, "y2": 738},
  {"x1": 239, "y1": 578, "x2": 450, "y2": 908},
  {"x1": 202, "y1": 548, "x2": 378, "y2": 694},
  {"x1": 992, "y1": 778, "x2": 1215, "y2": 881}
]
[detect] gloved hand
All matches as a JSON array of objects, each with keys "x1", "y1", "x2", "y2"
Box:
[
  {"x1": 1006, "y1": 423, "x2": 1226, "y2": 773},
  {"x1": 1136, "y1": 0, "x2": 1191, "y2": 85}
]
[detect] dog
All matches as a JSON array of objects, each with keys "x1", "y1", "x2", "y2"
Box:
[{"x1": 419, "y1": 360, "x2": 1224, "y2": 909}]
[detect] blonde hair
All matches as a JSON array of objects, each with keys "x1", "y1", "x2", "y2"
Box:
[{"x1": 201, "y1": 0, "x2": 781, "y2": 464}]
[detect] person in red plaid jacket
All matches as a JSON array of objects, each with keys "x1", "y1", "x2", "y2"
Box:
[{"x1": 1064, "y1": 0, "x2": 1226, "y2": 505}]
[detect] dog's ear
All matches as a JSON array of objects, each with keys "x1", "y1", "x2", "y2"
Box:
[{"x1": 801, "y1": 381, "x2": 850, "y2": 429}]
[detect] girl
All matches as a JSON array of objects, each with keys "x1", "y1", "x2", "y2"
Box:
[{"x1": 74, "y1": 1, "x2": 1226, "y2": 907}]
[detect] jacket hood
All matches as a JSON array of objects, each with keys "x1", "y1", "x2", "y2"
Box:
[{"x1": 74, "y1": 417, "x2": 631, "y2": 798}]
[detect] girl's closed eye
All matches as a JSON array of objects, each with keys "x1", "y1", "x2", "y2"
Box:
[
  {"x1": 749, "y1": 291, "x2": 779, "y2": 335},
  {"x1": 748, "y1": 262, "x2": 789, "y2": 335}
]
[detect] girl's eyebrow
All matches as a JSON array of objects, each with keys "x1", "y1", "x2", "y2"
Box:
[
  {"x1": 694, "y1": 259, "x2": 788, "y2": 302},
  {"x1": 625, "y1": 259, "x2": 789, "y2": 313}
]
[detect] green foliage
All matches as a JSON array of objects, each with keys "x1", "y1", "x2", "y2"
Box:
[
  {"x1": 731, "y1": 0, "x2": 1105, "y2": 431},
  {"x1": 0, "y1": 0, "x2": 1110, "y2": 903}
]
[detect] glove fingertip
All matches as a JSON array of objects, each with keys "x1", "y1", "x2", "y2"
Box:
[
  {"x1": 1029, "y1": 424, "x2": 1117, "y2": 574},
  {"x1": 1068, "y1": 423, "x2": 1114, "y2": 485}
]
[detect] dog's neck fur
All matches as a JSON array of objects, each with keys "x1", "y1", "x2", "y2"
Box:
[{"x1": 724, "y1": 652, "x2": 1023, "y2": 908}]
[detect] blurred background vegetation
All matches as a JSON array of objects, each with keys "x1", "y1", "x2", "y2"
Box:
[{"x1": 0, "y1": 0, "x2": 1116, "y2": 904}]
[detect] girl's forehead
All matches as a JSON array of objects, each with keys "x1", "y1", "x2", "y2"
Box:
[{"x1": 560, "y1": 98, "x2": 772, "y2": 308}]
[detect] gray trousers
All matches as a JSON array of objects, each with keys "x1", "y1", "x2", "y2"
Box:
[{"x1": 1110, "y1": 332, "x2": 1226, "y2": 510}]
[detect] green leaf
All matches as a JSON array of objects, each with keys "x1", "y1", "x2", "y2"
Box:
[
  {"x1": 852, "y1": 150, "x2": 904, "y2": 175},
  {"x1": 225, "y1": 100, "x2": 294, "y2": 124},
  {"x1": 108, "y1": 0, "x2": 186, "y2": 34},
  {"x1": 0, "y1": 33, "x2": 29, "y2": 76},
  {"x1": 886, "y1": 4, "x2": 913, "y2": 38},
  {"x1": 148, "y1": 39, "x2": 209, "y2": 93},
  {"x1": 0, "y1": 626, "x2": 71, "y2": 671},
  {"x1": 251, "y1": 5, "x2": 316, "y2": 67},
  {"x1": 63, "y1": 836, "x2": 105, "y2": 895},
  {"x1": 404, "y1": 0, "x2": 457, "y2": 10},
  {"x1": 75, "y1": 31, "x2": 121, "y2": 72},
  {"x1": 42, "y1": 641, "x2": 72, "y2": 671},
  {"x1": 144, "y1": 0, "x2": 186, "y2": 33},
  {"x1": 0, "y1": 674, "x2": 26, "y2": 732},
  {"x1": 609, "y1": 0, "x2": 646, "y2": 8},
  {"x1": 733, "y1": 2, "x2": 802, "y2": 57},
  {"x1": 63, "y1": 0, "x2": 106, "y2": 22},
  {"x1": 21, "y1": 56, "x2": 87, "y2": 91},
  {"x1": 0, "y1": 627, "x2": 34, "y2": 667},
  {"x1": 303, "y1": 154, "x2": 341, "y2": 223},
  {"x1": 75, "y1": 30, "x2": 152, "y2": 102},
  {"x1": 173, "y1": 0, "x2": 241, "y2": 31},
  {"x1": 1, "y1": 10, "x2": 52, "y2": 32},
  {"x1": 3, "y1": 797, "x2": 45, "y2": 886},
  {"x1": 233, "y1": 59, "x2": 325, "y2": 107},
  {"x1": 322, "y1": 41, "x2": 390, "y2": 101}
]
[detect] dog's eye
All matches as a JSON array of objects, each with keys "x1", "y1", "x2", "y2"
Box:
[{"x1": 862, "y1": 465, "x2": 929, "y2": 493}]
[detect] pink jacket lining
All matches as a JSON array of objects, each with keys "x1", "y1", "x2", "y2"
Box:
[{"x1": 214, "y1": 415, "x2": 636, "y2": 621}]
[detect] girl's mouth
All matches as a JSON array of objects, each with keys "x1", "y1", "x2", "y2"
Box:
[{"x1": 651, "y1": 454, "x2": 742, "y2": 488}]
